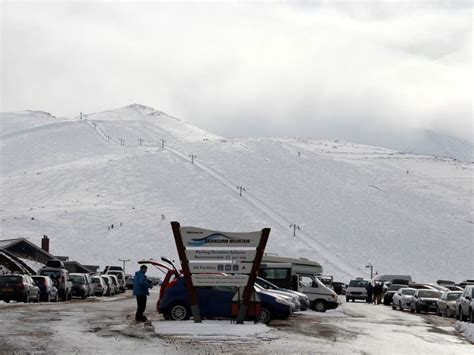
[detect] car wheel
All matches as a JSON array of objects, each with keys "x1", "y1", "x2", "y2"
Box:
[
  {"x1": 351, "y1": 299, "x2": 355, "y2": 302},
  {"x1": 392, "y1": 303, "x2": 396, "y2": 310},
  {"x1": 258, "y1": 307, "x2": 272, "y2": 324},
  {"x1": 346, "y1": 297, "x2": 349, "y2": 303},
  {"x1": 436, "y1": 306, "x2": 441, "y2": 316},
  {"x1": 399, "y1": 301, "x2": 403, "y2": 311},
  {"x1": 4, "y1": 300, "x2": 10, "y2": 303},
  {"x1": 415, "y1": 305, "x2": 420, "y2": 314},
  {"x1": 410, "y1": 306, "x2": 414, "y2": 313},
  {"x1": 170, "y1": 304, "x2": 189, "y2": 321},
  {"x1": 313, "y1": 300, "x2": 327, "y2": 312},
  {"x1": 23, "y1": 293, "x2": 30, "y2": 303},
  {"x1": 67, "y1": 292, "x2": 72, "y2": 301},
  {"x1": 459, "y1": 308, "x2": 466, "y2": 321}
]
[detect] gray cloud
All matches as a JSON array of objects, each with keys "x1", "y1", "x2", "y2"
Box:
[{"x1": 2, "y1": 1, "x2": 472, "y2": 146}]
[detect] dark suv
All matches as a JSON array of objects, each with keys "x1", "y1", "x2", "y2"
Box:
[
  {"x1": 0, "y1": 274, "x2": 40, "y2": 303},
  {"x1": 70, "y1": 273, "x2": 90, "y2": 298}
]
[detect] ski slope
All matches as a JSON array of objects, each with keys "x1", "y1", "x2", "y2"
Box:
[{"x1": 1, "y1": 105, "x2": 472, "y2": 282}]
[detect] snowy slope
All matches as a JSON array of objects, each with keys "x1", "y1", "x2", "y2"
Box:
[
  {"x1": 1, "y1": 105, "x2": 472, "y2": 283},
  {"x1": 403, "y1": 130, "x2": 473, "y2": 162}
]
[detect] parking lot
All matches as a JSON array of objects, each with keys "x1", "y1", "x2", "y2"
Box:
[{"x1": 0, "y1": 290, "x2": 472, "y2": 354}]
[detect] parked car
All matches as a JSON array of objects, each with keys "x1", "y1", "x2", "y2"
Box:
[
  {"x1": 407, "y1": 283, "x2": 437, "y2": 290},
  {"x1": 108, "y1": 274, "x2": 120, "y2": 295},
  {"x1": 125, "y1": 274, "x2": 133, "y2": 290},
  {"x1": 139, "y1": 258, "x2": 292, "y2": 324},
  {"x1": 0, "y1": 274, "x2": 40, "y2": 303},
  {"x1": 383, "y1": 284, "x2": 407, "y2": 305},
  {"x1": 332, "y1": 282, "x2": 347, "y2": 295},
  {"x1": 159, "y1": 274, "x2": 291, "y2": 323},
  {"x1": 391, "y1": 287, "x2": 416, "y2": 311},
  {"x1": 83, "y1": 274, "x2": 94, "y2": 297},
  {"x1": 410, "y1": 289, "x2": 441, "y2": 314},
  {"x1": 254, "y1": 282, "x2": 300, "y2": 312},
  {"x1": 38, "y1": 266, "x2": 72, "y2": 301},
  {"x1": 32, "y1": 275, "x2": 59, "y2": 302},
  {"x1": 100, "y1": 275, "x2": 114, "y2": 296},
  {"x1": 437, "y1": 291, "x2": 462, "y2": 317},
  {"x1": 45, "y1": 259, "x2": 66, "y2": 268},
  {"x1": 346, "y1": 278, "x2": 369, "y2": 302},
  {"x1": 106, "y1": 270, "x2": 126, "y2": 293},
  {"x1": 69, "y1": 273, "x2": 90, "y2": 299},
  {"x1": 91, "y1": 276, "x2": 107, "y2": 296},
  {"x1": 456, "y1": 285, "x2": 474, "y2": 322},
  {"x1": 255, "y1": 277, "x2": 310, "y2": 311},
  {"x1": 103, "y1": 265, "x2": 124, "y2": 273}
]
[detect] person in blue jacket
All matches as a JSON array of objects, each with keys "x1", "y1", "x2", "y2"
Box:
[{"x1": 133, "y1": 265, "x2": 152, "y2": 322}]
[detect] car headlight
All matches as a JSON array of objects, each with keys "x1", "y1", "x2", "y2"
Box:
[{"x1": 275, "y1": 297, "x2": 290, "y2": 305}]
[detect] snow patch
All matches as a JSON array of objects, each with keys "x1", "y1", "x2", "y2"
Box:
[
  {"x1": 152, "y1": 320, "x2": 278, "y2": 342},
  {"x1": 455, "y1": 322, "x2": 474, "y2": 343}
]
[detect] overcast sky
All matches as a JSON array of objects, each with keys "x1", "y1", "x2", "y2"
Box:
[{"x1": 1, "y1": 1, "x2": 472, "y2": 145}]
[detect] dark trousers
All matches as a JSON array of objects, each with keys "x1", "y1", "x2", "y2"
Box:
[{"x1": 135, "y1": 295, "x2": 147, "y2": 320}]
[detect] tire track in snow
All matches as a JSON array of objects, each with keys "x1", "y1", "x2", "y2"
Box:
[{"x1": 164, "y1": 146, "x2": 358, "y2": 279}]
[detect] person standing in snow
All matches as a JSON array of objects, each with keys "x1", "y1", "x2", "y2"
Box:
[
  {"x1": 374, "y1": 282, "x2": 383, "y2": 305},
  {"x1": 366, "y1": 282, "x2": 374, "y2": 304},
  {"x1": 133, "y1": 265, "x2": 152, "y2": 322}
]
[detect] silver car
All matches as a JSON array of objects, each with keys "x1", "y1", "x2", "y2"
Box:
[
  {"x1": 437, "y1": 291, "x2": 462, "y2": 317},
  {"x1": 456, "y1": 285, "x2": 474, "y2": 321},
  {"x1": 346, "y1": 278, "x2": 369, "y2": 302}
]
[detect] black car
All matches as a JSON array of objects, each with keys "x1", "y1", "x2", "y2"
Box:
[
  {"x1": 0, "y1": 274, "x2": 40, "y2": 303},
  {"x1": 383, "y1": 284, "x2": 407, "y2": 305},
  {"x1": 410, "y1": 289, "x2": 442, "y2": 313}
]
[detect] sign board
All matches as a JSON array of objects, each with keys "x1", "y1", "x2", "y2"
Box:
[
  {"x1": 191, "y1": 274, "x2": 249, "y2": 286},
  {"x1": 171, "y1": 222, "x2": 270, "y2": 324},
  {"x1": 186, "y1": 249, "x2": 256, "y2": 262},
  {"x1": 189, "y1": 261, "x2": 251, "y2": 274},
  {"x1": 180, "y1": 227, "x2": 262, "y2": 248}
]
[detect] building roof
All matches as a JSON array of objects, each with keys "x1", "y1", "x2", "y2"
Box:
[{"x1": 0, "y1": 237, "x2": 57, "y2": 261}]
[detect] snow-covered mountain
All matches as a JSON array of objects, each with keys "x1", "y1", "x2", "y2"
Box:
[
  {"x1": 402, "y1": 130, "x2": 473, "y2": 162},
  {"x1": 1, "y1": 104, "x2": 472, "y2": 283}
]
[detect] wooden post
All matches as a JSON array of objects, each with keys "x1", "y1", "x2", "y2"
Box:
[
  {"x1": 171, "y1": 221, "x2": 202, "y2": 323},
  {"x1": 236, "y1": 228, "x2": 270, "y2": 324}
]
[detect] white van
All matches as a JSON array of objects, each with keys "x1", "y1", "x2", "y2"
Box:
[{"x1": 259, "y1": 256, "x2": 338, "y2": 312}]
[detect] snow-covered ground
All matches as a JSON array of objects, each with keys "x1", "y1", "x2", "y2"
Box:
[
  {"x1": 0, "y1": 293, "x2": 472, "y2": 354},
  {"x1": 0, "y1": 104, "x2": 472, "y2": 283}
]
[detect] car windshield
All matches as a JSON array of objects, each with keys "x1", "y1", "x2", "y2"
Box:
[
  {"x1": 389, "y1": 284, "x2": 405, "y2": 291},
  {"x1": 92, "y1": 278, "x2": 101, "y2": 283},
  {"x1": 401, "y1": 289, "x2": 416, "y2": 295},
  {"x1": 447, "y1": 293, "x2": 461, "y2": 301},
  {"x1": 70, "y1": 275, "x2": 85, "y2": 284},
  {"x1": 418, "y1": 290, "x2": 440, "y2": 298},
  {"x1": 0, "y1": 276, "x2": 21, "y2": 285},
  {"x1": 349, "y1": 279, "x2": 368, "y2": 287}
]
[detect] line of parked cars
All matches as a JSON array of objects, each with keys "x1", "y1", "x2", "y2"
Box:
[
  {"x1": 138, "y1": 257, "x2": 312, "y2": 324},
  {"x1": 344, "y1": 274, "x2": 474, "y2": 323},
  {"x1": 0, "y1": 260, "x2": 129, "y2": 304}
]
